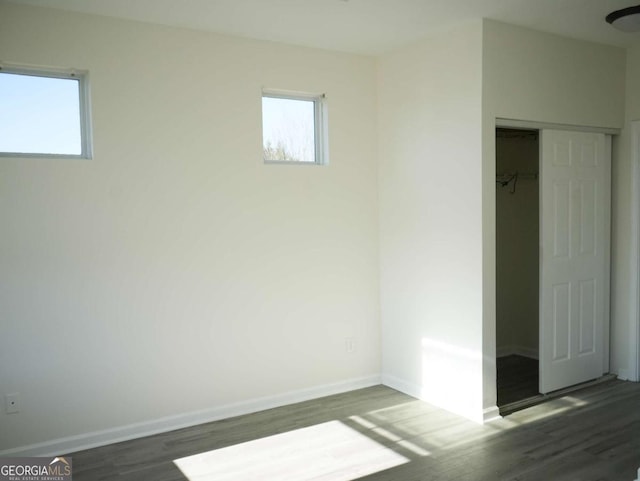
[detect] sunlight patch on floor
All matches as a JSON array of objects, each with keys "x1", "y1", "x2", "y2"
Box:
[
  {"x1": 349, "y1": 414, "x2": 431, "y2": 457},
  {"x1": 501, "y1": 395, "x2": 590, "y2": 426},
  {"x1": 562, "y1": 396, "x2": 587, "y2": 408},
  {"x1": 173, "y1": 420, "x2": 409, "y2": 481}
]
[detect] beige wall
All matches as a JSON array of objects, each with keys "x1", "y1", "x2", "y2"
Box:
[
  {"x1": 495, "y1": 132, "x2": 539, "y2": 357},
  {"x1": 378, "y1": 21, "x2": 486, "y2": 422},
  {"x1": 0, "y1": 3, "x2": 380, "y2": 453},
  {"x1": 482, "y1": 20, "x2": 627, "y2": 411},
  {"x1": 0, "y1": 3, "x2": 635, "y2": 452},
  {"x1": 612, "y1": 45, "x2": 640, "y2": 381},
  {"x1": 483, "y1": 20, "x2": 626, "y2": 129}
]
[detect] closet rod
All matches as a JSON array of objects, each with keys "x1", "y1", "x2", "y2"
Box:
[{"x1": 496, "y1": 172, "x2": 538, "y2": 180}]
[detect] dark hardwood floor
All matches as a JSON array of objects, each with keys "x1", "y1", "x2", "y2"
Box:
[
  {"x1": 68, "y1": 380, "x2": 640, "y2": 480},
  {"x1": 497, "y1": 354, "x2": 539, "y2": 406}
]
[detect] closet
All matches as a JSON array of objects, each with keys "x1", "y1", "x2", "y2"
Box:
[
  {"x1": 495, "y1": 128, "x2": 540, "y2": 407},
  {"x1": 496, "y1": 125, "x2": 611, "y2": 412}
]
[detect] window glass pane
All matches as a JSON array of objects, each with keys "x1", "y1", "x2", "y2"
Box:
[
  {"x1": 0, "y1": 72, "x2": 82, "y2": 155},
  {"x1": 262, "y1": 96, "x2": 315, "y2": 163}
]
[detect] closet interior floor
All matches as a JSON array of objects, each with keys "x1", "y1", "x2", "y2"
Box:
[{"x1": 497, "y1": 354, "x2": 539, "y2": 407}]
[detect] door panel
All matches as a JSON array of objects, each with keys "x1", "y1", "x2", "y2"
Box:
[
  {"x1": 540, "y1": 130, "x2": 610, "y2": 394},
  {"x1": 553, "y1": 181, "x2": 570, "y2": 258},
  {"x1": 552, "y1": 282, "x2": 570, "y2": 361},
  {"x1": 578, "y1": 279, "x2": 596, "y2": 355},
  {"x1": 579, "y1": 180, "x2": 597, "y2": 255}
]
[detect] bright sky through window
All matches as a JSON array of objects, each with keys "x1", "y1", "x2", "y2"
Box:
[
  {"x1": 0, "y1": 72, "x2": 82, "y2": 156},
  {"x1": 262, "y1": 95, "x2": 316, "y2": 163}
]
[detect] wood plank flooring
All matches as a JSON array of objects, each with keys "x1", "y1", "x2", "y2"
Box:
[{"x1": 68, "y1": 380, "x2": 640, "y2": 480}]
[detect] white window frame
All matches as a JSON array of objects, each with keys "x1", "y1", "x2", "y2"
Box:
[
  {"x1": 0, "y1": 63, "x2": 93, "y2": 159},
  {"x1": 262, "y1": 89, "x2": 328, "y2": 165}
]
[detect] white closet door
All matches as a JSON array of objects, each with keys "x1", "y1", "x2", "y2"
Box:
[{"x1": 539, "y1": 129, "x2": 610, "y2": 394}]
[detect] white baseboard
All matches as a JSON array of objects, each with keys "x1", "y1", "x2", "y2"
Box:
[
  {"x1": 483, "y1": 406, "x2": 501, "y2": 423},
  {"x1": 617, "y1": 368, "x2": 630, "y2": 381},
  {"x1": 381, "y1": 373, "x2": 494, "y2": 425},
  {"x1": 496, "y1": 345, "x2": 539, "y2": 360},
  {"x1": 381, "y1": 373, "x2": 422, "y2": 400},
  {"x1": 0, "y1": 374, "x2": 381, "y2": 457}
]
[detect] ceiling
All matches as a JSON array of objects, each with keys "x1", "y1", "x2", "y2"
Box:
[{"x1": 6, "y1": 0, "x2": 640, "y2": 55}]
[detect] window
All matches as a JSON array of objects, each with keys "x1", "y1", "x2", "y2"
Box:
[
  {"x1": 262, "y1": 90, "x2": 327, "y2": 165},
  {"x1": 0, "y1": 64, "x2": 92, "y2": 158}
]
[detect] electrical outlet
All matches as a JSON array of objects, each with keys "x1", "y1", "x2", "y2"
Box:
[
  {"x1": 5, "y1": 393, "x2": 20, "y2": 414},
  {"x1": 345, "y1": 337, "x2": 356, "y2": 353}
]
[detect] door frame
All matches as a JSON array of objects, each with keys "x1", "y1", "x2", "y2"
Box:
[
  {"x1": 631, "y1": 120, "x2": 640, "y2": 382},
  {"x1": 494, "y1": 118, "x2": 619, "y2": 385},
  {"x1": 496, "y1": 118, "x2": 619, "y2": 136}
]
